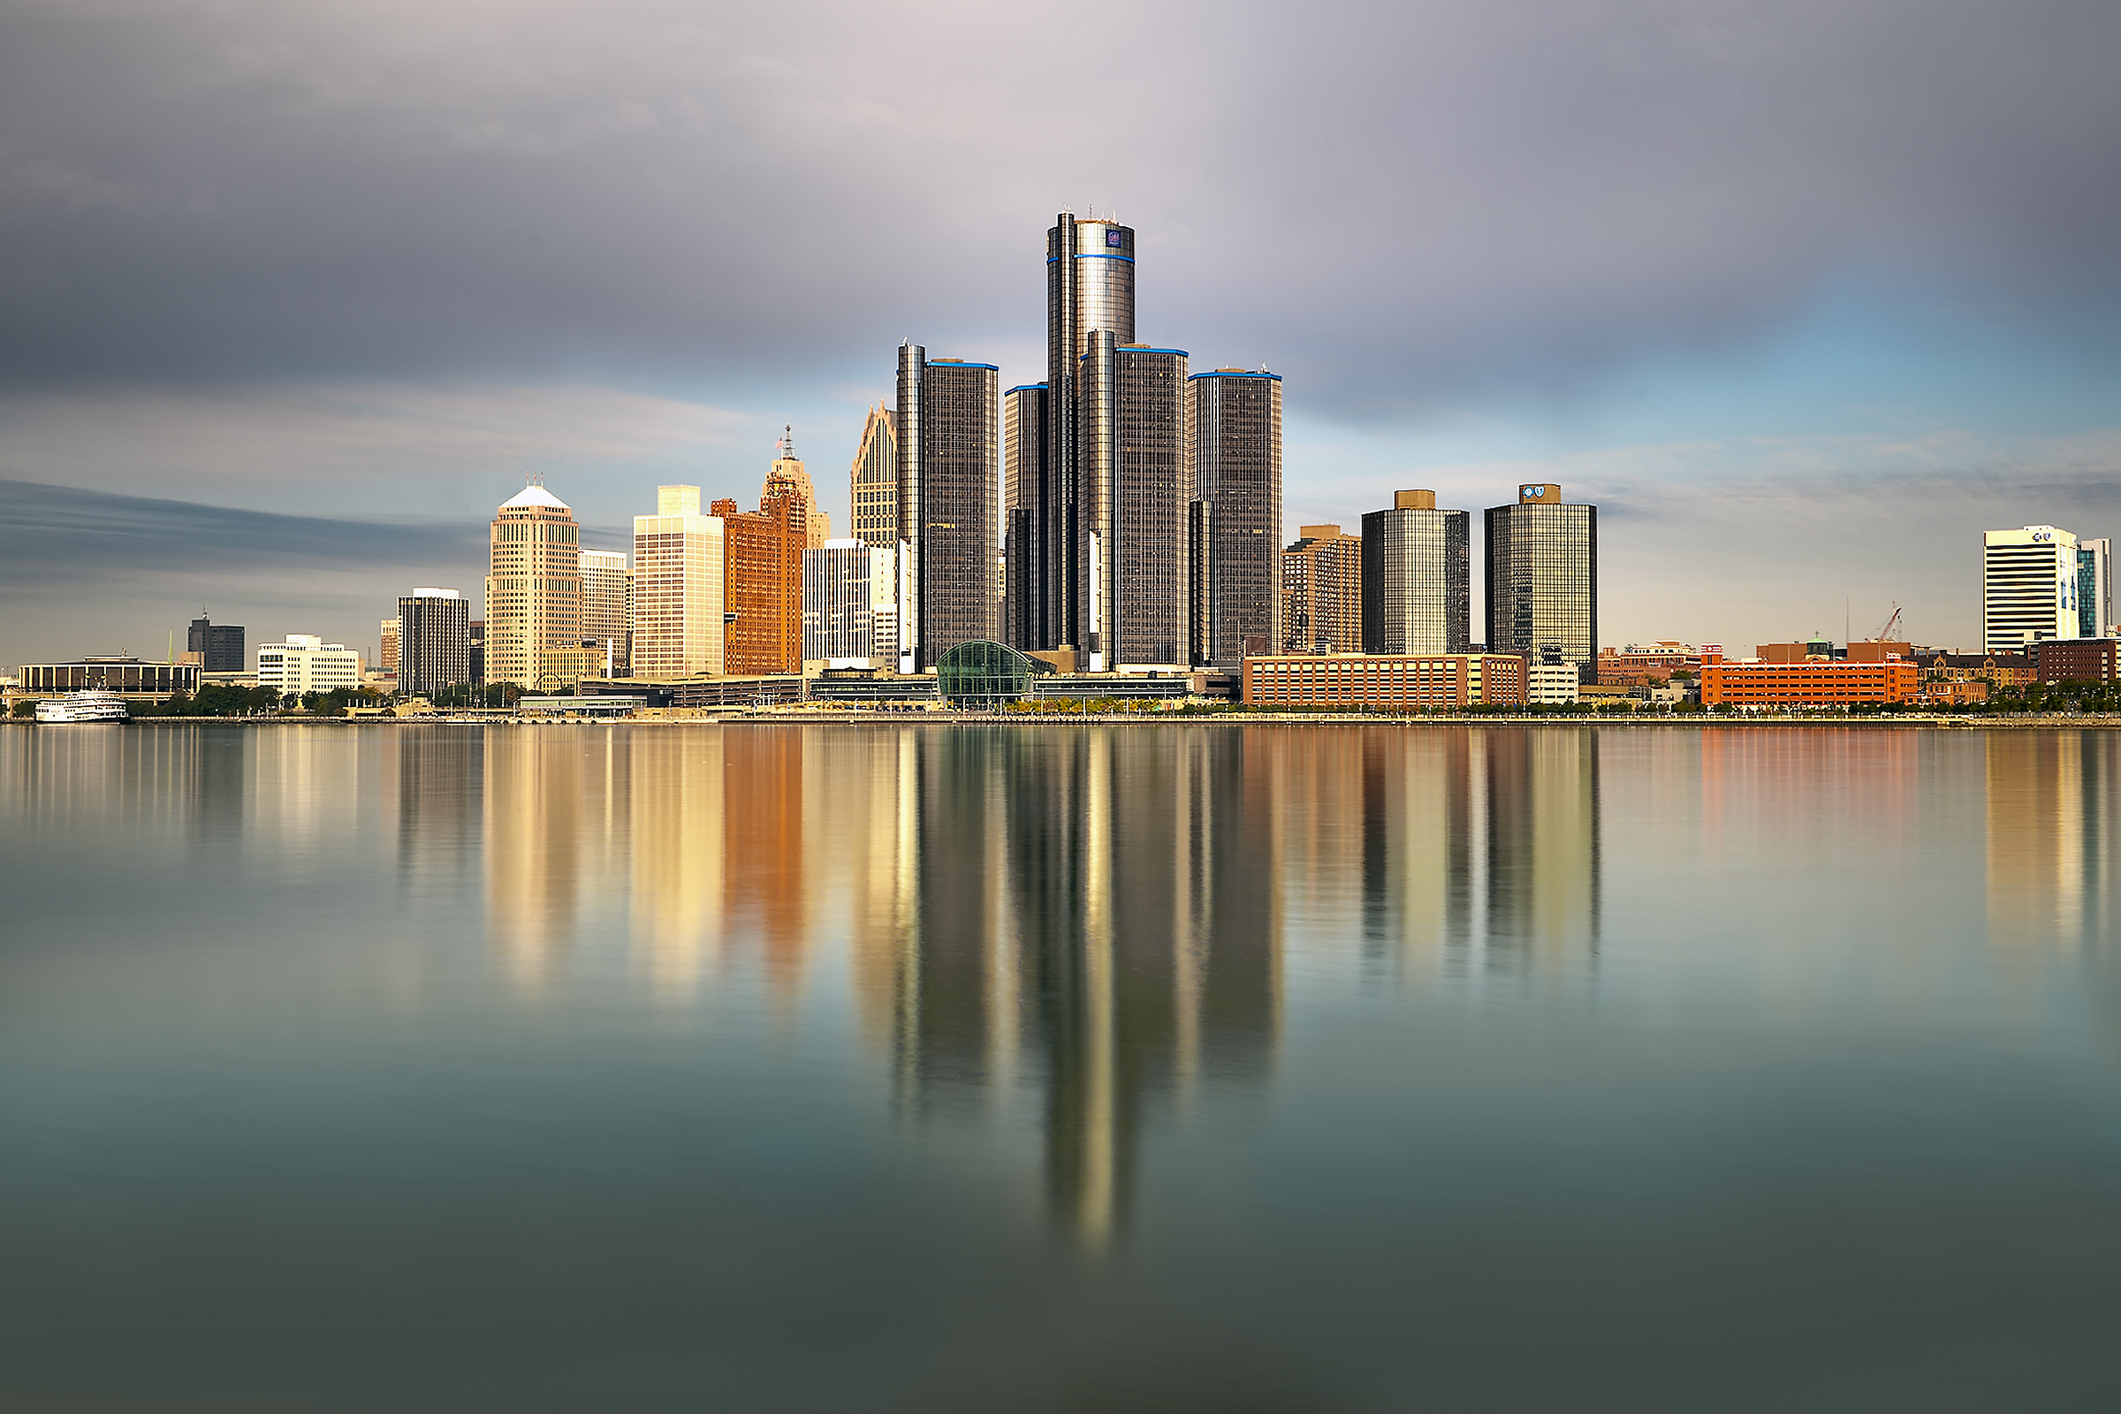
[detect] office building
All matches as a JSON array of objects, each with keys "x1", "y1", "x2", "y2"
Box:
[
  {"x1": 895, "y1": 345, "x2": 1000, "y2": 670},
  {"x1": 1188, "y1": 368, "x2": 1283, "y2": 668},
  {"x1": 849, "y1": 402, "x2": 898, "y2": 551},
  {"x1": 1081, "y1": 340, "x2": 1188, "y2": 669},
  {"x1": 764, "y1": 425, "x2": 830, "y2": 545},
  {"x1": 1242, "y1": 653, "x2": 1529, "y2": 709},
  {"x1": 186, "y1": 615, "x2": 245, "y2": 674},
  {"x1": 258, "y1": 635, "x2": 362, "y2": 697},
  {"x1": 2034, "y1": 638, "x2": 2120, "y2": 683},
  {"x1": 1596, "y1": 643, "x2": 1696, "y2": 684},
  {"x1": 1281, "y1": 524, "x2": 1362, "y2": 655},
  {"x1": 632, "y1": 486, "x2": 726, "y2": 680},
  {"x1": 484, "y1": 482, "x2": 584, "y2": 689},
  {"x1": 581, "y1": 547, "x2": 631, "y2": 677},
  {"x1": 1486, "y1": 483, "x2": 1597, "y2": 672},
  {"x1": 1360, "y1": 490, "x2": 1471, "y2": 656},
  {"x1": 714, "y1": 482, "x2": 807, "y2": 676},
  {"x1": 803, "y1": 540, "x2": 880, "y2": 662},
  {"x1": 1982, "y1": 525, "x2": 2081, "y2": 652},
  {"x1": 1002, "y1": 381, "x2": 1046, "y2": 648},
  {"x1": 1018, "y1": 211, "x2": 1138, "y2": 657},
  {"x1": 378, "y1": 618, "x2": 399, "y2": 676},
  {"x1": 468, "y1": 620, "x2": 484, "y2": 687},
  {"x1": 397, "y1": 588, "x2": 472, "y2": 694},
  {"x1": 2079, "y1": 538, "x2": 2113, "y2": 639},
  {"x1": 1528, "y1": 663, "x2": 1581, "y2": 704},
  {"x1": 1699, "y1": 654, "x2": 1917, "y2": 707}
]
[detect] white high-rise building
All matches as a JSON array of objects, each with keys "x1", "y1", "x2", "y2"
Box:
[
  {"x1": 1982, "y1": 525, "x2": 2080, "y2": 652},
  {"x1": 258, "y1": 635, "x2": 363, "y2": 697},
  {"x1": 802, "y1": 540, "x2": 878, "y2": 663},
  {"x1": 631, "y1": 486, "x2": 725, "y2": 679}
]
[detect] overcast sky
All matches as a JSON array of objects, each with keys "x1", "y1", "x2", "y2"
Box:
[{"x1": 3, "y1": 0, "x2": 2119, "y2": 667}]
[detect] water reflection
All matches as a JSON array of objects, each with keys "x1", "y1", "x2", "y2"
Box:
[{"x1": 1986, "y1": 731, "x2": 2117, "y2": 951}]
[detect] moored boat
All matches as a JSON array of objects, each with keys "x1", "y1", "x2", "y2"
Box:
[{"x1": 34, "y1": 690, "x2": 130, "y2": 723}]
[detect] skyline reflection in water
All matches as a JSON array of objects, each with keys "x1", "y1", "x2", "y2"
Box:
[{"x1": 4, "y1": 723, "x2": 2121, "y2": 1412}]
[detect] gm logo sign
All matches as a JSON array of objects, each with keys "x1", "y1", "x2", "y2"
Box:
[{"x1": 1106, "y1": 230, "x2": 1123, "y2": 247}]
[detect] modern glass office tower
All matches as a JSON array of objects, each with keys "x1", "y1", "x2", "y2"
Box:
[
  {"x1": 580, "y1": 548, "x2": 631, "y2": 677},
  {"x1": 396, "y1": 588, "x2": 472, "y2": 694},
  {"x1": 631, "y1": 485, "x2": 725, "y2": 680},
  {"x1": 485, "y1": 482, "x2": 584, "y2": 689},
  {"x1": 849, "y1": 402, "x2": 898, "y2": 551},
  {"x1": 1361, "y1": 491, "x2": 1470, "y2": 655},
  {"x1": 1002, "y1": 382, "x2": 1046, "y2": 648},
  {"x1": 186, "y1": 614, "x2": 245, "y2": 673},
  {"x1": 1485, "y1": 483, "x2": 1597, "y2": 671},
  {"x1": 1187, "y1": 368, "x2": 1283, "y2": 668},
  {"x1": 896, "y1": 344, "x2": 1000, "y2": 671},
  {"x1": 2079, "y1": 538, "x2": 2112, "y2": 639},
  {"x1": 1079, "y1": 340, "x2": 1188, "y2": 669},
  {"x1": 802, "y1": 540, "x2": 877, "y2": 662},
  {"x1": 1982, "y1": 525, "x2": 2081, "y2": 651},
  {"x1": 1022, "y1": 211, "x2": 1136, "y2": 654}
]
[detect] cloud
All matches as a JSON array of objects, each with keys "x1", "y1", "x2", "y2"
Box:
[
  {"x1": 0, "y1": 1, "x2": 2115, "y2": 413},
  {"x1": 0, "y1": 477, "x2": 490, "y2": 666}
]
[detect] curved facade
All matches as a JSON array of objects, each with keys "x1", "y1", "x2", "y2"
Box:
[{"x1": 936, "y1": 639, "x2": 1042, "y2": 706}]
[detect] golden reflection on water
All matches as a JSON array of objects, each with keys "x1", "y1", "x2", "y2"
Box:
[{"x1": 9, "y1": 722, "x2": 2121, "y2": 1245}]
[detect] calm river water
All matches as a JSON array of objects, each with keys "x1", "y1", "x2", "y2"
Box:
[{"x1": 3, "y1": 723, "x2": 2119, "y2": 1411}]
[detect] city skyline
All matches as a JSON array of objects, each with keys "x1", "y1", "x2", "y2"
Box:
[{"x1": 4, "y1": 5, "x2": 2121, "y2": 667}]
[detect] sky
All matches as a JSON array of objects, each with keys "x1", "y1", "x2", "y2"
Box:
[{"x1": 3, "y1": 0, "x2": 2119, "y2": 668}]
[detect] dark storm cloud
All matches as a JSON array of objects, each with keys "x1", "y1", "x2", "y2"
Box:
[
  {"x1": 0, "y1": 477, "x2": 489, "y2": 583},
  {"x1": 1, "y1": 1, "x2": 2117, "y2": 415}
]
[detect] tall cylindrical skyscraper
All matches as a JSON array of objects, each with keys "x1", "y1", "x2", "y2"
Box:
[{"x1": 1036, "y1": 212, "x2": 1136, "y2": 653}]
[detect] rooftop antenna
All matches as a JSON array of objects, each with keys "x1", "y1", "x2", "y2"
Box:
[
  {"x1": 783, "y1": 423, "x2": 794, "y2": 459},
  {"x1": 526, "y1": 470, "x2": 544, "y2": 488}
]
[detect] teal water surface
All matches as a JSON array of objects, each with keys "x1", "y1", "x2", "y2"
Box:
[{"x1": 2, "y1": 723, "x2": 2118, "y2": 1412}]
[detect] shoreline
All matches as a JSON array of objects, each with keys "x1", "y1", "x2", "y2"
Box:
[{"x1": 12, "y1": 713, "x2": 2121, "y2": 730}]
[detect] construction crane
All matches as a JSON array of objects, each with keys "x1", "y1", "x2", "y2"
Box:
[{"x1": 1870, "y1": 604, "x2": 1903, "y2": 642}]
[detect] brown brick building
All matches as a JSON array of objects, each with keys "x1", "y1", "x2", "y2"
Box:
[
  {"x1": 1281, "y1": 524, "x2": 1362, "y2": 654},
  {"x1": 2033, "y1": 638, "x2": 2119, "y2": 683},
  {"x1": 713, "y1": 489, "x2": 808, "y2": 675}
]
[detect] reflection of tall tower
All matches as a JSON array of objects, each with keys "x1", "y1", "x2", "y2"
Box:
[
  {"x1": 724, "y1": 725, "x2": 810, "y2": 1000},
  {"x1": 887, "y1": 725, "x2": 1281, "y2": 1251},
  {"x1": 1985, "y1": 732, "x2": 2113, "y2": 949},
  {"x1": 1359, "y1": 727, "x2": 1475, "y2": 968},
  {"x1": 1484, "y1": 729, "x2": 1602, "y2": 969},
  {"x1": 628, "y1": 729, "x2": 724, "y2": 995},
  {"x1": 483, "y1": 730, "x2": 593, "y2": 989}
]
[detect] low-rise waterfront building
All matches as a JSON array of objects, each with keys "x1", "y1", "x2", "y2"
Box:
[
  {"x1": 1700, "y1": 654, "x2": 1917, "y2": 707},
  {"x1": 1529, "y1": 663, "x2": 1581, "y2": 704},
  {"x1": 1596, "y1": 642, "x2": 1694, "y2": 684},
  {"x1": 1242, "y1": 653, "x2": 1528, "y2": 710},
  {"x1": 257, "y1": 635, "x2": 363, "y2": 697},
  {"x1": 2033, "y1": 638, "x2": 2120, "y2": 683},
  {"x1": 17, "y1": 657, "x2": 199, "y2": 701}
]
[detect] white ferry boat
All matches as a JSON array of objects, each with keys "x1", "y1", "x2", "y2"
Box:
[{"x1": 35, "y1": 690, "x2": 130, "y2": 723}]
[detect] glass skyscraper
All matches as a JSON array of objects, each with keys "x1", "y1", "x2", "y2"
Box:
[
  {"x1": 1002, "y1": 382, "x2": 1046, "y2": 649},
  {"x1": 1484, "y1": 484, "x2": 1597, "y2": 670},
  {"x1": 1188, "y1": 368, "x2": 1283, "y2": 669},
  {"x1": 896, "y1": 344, "x2": 1000, "y2": 670},
  {"x1": 1361, "y1": 491, "x2": 1470, "y2": 656}
]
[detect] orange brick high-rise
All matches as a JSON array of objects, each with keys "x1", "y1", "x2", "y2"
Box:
[{"x1": 713, "y1": 488, "x2": 808, "y2": 674}]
